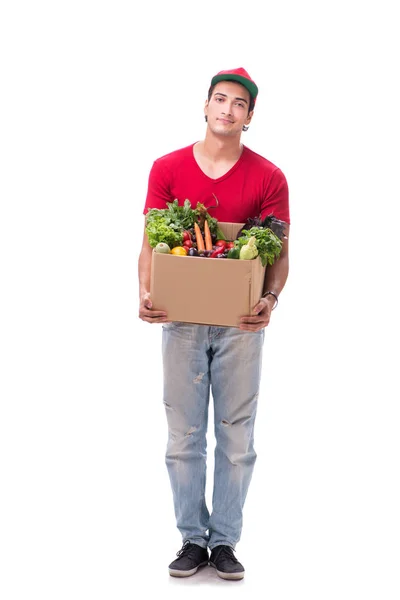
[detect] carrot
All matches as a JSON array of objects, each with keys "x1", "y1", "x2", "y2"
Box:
[
  {"x1": 194, "y1": 222, "x2": 205, "y2": 251},
  {"x1": 203, "y1": 219, "x2": 213, "y2": 251}
]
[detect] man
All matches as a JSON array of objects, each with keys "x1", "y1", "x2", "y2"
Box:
[{"x1": 138, "y1": 68, "x2": 290, "y2": 580}]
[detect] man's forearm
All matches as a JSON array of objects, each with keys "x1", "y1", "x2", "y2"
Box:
[
  {"x1": 138, "y1": 245, "x2": 152, "y2": 298},
  {"x1": 138, "y1": 235, "x2": 168, "y2": 323},
  {"x1": 262, "y1": 227, "x2": 289, "y2": 299},
  {"x1": 262, "y1": 253, "x2": 289, "y2": 298}
]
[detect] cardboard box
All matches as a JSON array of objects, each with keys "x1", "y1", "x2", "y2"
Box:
[{"x1": 150, "y1": 223, "x2": 266, "y2": 328}]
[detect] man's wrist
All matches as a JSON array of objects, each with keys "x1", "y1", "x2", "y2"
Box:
[{"x1": 262, "y1": 291, "x2": 278, "y2": 309}]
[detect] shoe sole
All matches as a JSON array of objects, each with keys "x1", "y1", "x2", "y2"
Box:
[
  {"x1": 209, "y1": 561, "x2": 245, "y2": 580},
  {"x1": 169, "y1": 560, "x2": 209, "y2": 577}
]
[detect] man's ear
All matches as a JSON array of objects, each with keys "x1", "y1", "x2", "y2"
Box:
[{"x1": 245, "y1": 110, "x2": 254, "y2": 125}]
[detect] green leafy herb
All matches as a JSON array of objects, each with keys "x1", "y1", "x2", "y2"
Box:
[
  {"x1": 234, "y1": 226, "x2": 283, "y2": 267},
  {"x1": 146, "y1": 199, "x2": 196, "y2": 231}
]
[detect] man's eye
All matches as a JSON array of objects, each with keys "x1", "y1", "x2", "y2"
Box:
[
  {"x1": 236, "y1": 102, "x2": 245, "y2": 108},
  {"x1": 216, "y1": 97, "x2": 223, "y2": 102}
]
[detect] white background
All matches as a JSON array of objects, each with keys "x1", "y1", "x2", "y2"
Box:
[{"x1": 1, "y1": 1, "x2": 399, "y2": 598}]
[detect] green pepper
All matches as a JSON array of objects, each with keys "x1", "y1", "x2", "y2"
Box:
[{"x1": 227, "y1": 247, "x2": 240, "y2": 259}]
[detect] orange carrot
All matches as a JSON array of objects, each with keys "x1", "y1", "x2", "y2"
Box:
[
  {"x1": 203, "y1": 219, "x2": 213, "y2": 251},
  {"x1": 194, "y1": 222, "x2": 205, "y2": 251}
]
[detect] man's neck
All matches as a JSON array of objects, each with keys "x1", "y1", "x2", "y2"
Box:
[{"x1": 199, "y1": 131, "x2": 243, "y2": 162}]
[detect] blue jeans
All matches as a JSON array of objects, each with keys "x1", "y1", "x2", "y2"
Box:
[{"x1": 162, "y1": 322, "x2": 265, "y2": 550}]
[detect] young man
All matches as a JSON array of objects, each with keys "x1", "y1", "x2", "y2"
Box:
[{"x1": 138, "y1": 68, "x2": 290, "y2": 580}]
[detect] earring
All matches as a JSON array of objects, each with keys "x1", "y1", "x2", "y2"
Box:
[{"x1": 205, "y1": 116, "x2": 208, "y2": 122}]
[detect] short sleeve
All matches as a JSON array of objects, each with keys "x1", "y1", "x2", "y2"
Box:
[
  {"x1": 143, "y1": 160, "x2": 172, "y2": 214},
  {"x1": 260, "y1": 168, "x2": 290, "y2": 224}
]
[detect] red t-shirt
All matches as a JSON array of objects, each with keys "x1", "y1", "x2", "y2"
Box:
[{"x1": 143, "y1": 143, "x2": 290, "y2": 224}]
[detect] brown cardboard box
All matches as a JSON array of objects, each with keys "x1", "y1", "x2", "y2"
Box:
[{"x1": 150, "y1": 223, "x2": 266, "y2": 328}]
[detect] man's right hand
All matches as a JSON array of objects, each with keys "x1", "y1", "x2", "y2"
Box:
[{"x1": 139, "y1": 292, "x2": 169, "y2": 324}]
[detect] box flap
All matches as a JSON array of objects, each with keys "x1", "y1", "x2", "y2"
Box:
[{"x1": 219, "y1": 222, "x2": 244, "y2": 240}]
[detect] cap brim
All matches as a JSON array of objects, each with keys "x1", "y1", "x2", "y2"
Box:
[{"x1": 211, "y1": 74, "x2": 258, "y2": 102}]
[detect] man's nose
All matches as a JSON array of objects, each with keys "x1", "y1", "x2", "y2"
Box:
[
  {"x1": 222, "y1": 106, "x2": 232, "y2": 117},
  {"x1": 221, "y1": 102, "x2": 233, "y2": 116}
]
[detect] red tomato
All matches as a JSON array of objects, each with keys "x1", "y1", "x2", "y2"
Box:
[
  {"x1": 183, "y1": 239, "x2": 193, "y2": 249},
  {"x1": 182, "y1": 231, "x2": 191, "y2": 242},
  {"x1": 215, "y1": 240, "x2": 227, "y2": 250},
  {"x1": 225, "y1": 241, "x2": 235, "y2": 249}
]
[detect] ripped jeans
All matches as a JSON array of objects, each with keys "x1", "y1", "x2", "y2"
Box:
[{"x1": 162, "y1": 322, "x2": 265, "y2": 550}]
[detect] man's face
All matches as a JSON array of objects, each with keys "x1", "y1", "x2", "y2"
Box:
[{"x1": 205, "y1": 81, "x2": 253, "y2": 137}]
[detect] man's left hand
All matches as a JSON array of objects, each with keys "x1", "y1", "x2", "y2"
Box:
[{"x1": 239, "y1": 296, "x2": 275, "y2": 332}]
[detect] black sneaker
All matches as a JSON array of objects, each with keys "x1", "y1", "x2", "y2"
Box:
[
  {"x1": 209, "y1": 545, "x2": 245, "y2": 580},
  {"x1": 168, "y1": 541, "x2": 209, "y2": 577}
]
